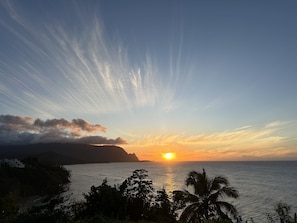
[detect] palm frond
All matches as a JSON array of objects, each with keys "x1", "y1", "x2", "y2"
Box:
[
  {"x1": 219, "y1": 186, "x2": 239, "y2": 199},
  {"x1": 209, "y1": 186, "x2": 239, "y2": 204},
  {"x1": 211, "y1": 176, "x2": 229, "y2": 191},
  {"x1": 180, "y1": 203, "x2": 201, "y2": 223},
  {"x1": 186, "y1": 170, "x2": 209, "y2": 196},
  {"x1": 215, "y1": 201, "x2": 238, "y2": 218}
]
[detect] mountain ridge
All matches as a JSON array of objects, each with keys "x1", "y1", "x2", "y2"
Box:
[{"x1": 0, "y1": 143, "x2": 139, "y2": 165}]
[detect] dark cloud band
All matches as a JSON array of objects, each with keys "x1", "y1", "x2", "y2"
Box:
[{"x1": 0, "y1": 115, "x2": 126, "y2": 145}]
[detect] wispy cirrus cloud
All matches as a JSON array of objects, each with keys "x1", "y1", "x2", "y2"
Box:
[
  {"x1": 129, "y1": 122, "x2": 285, "y2": 146},
  {"x1": 0, "y1": 115, "x2": 126, "y2": 145},
  {"x1": 0, "y1": 1, "x2": 175, "y2": 117}
]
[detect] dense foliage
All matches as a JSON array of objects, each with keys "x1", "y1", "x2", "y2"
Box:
[
  {"x1": 73, "y1": 169, "x2": 176, "y2": 223},
  {"x1": 0, "y1": 158, "x2": 70, "y2": 222},
  {"x1": 1, "y1": 163, "x2": 296, "y2": 223}
]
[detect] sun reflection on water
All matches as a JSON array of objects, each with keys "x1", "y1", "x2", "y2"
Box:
[{"x1": 164, "y1": 165, "x2": 176, "y2": 193}]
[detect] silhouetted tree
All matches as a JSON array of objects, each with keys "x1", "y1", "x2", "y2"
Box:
[
  {"x1": 173, "y1": 169, "x2": 239, "y2": 223},
  {"x1": 81, "y1": 178, "x2": 126, "y2": 219},
  {"x1": 275, "y1": 202, "x2": 294, "y2": 223},
  {"x1": 267, "y1": 202, "x2": 295, "y2": 223},
  {"x1": 120, "y1": 169, "x2": 154, "y2": 221},
  {"x1": 151, "y1": 188, "x2": 176, "y2": 222}
]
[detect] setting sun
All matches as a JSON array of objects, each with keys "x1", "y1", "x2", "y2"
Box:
[{"x1": 162, "y1": 152, "x2": 176, "y2": 161}]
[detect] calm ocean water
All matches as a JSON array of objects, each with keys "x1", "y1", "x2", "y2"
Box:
[{"x1": 65, "y1": 161, "x2": 297, "y2": 222}]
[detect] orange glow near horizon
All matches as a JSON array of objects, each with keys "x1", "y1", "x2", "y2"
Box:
[
  {"x1": 123, "y1": 122, "x2": 296, "y2": 161},
  {"x1": 162, "y1": 152, "x2": 176, "y2": 161}
]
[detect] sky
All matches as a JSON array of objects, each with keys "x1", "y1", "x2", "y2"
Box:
[{"x1": 1, "y1": 0, "x2": 297, "y2": 161}]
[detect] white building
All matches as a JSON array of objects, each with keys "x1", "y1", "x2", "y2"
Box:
[{"x1": 0, "y1": 158, "x2": 25, "y2": 168}]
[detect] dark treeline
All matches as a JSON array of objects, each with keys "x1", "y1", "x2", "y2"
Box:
[{"x1": 1, "y1": 161, "x2": 296, "y2": 223}]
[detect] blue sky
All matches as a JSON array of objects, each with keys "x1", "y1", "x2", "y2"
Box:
[{"x1": 1, "y1": 0, "x2": 297, "y2": 161}]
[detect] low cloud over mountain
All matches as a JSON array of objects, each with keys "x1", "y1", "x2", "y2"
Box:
[{"x1": 0, "y1": 115, "x2": 126, "y2": 145}]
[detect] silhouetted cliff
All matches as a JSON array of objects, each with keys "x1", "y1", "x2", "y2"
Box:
[{"x1": 0, "y1": 143, "x2": 139, "y2": 165}]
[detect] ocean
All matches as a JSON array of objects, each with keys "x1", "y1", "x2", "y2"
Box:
[{"x1": 64, "y1": 161, "x2": 297, "y2": 222}]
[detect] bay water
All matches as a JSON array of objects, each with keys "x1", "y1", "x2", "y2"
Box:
[{"x1": 65, "y1": 161, "x2": 297, "y2": 222}]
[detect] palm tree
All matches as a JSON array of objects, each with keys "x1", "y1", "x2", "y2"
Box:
[{"x1": 173, "y1": 169, "x2": 239, "y2": 223}]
